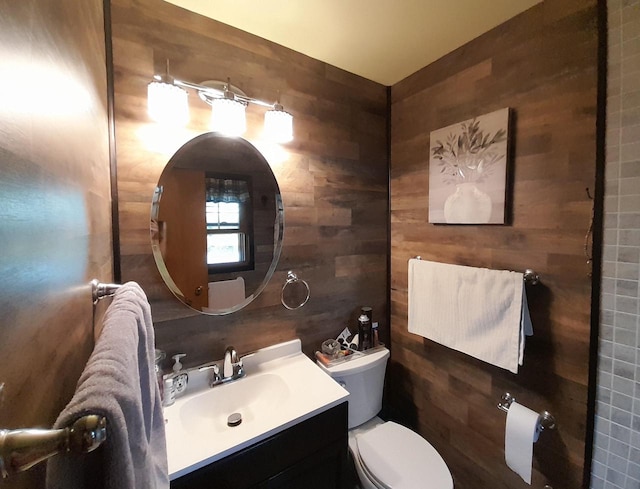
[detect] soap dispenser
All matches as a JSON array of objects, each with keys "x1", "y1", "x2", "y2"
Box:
[
  {"x1": 171, "y1": 353, "x2": 189, "y2": 396},
  {"x1": 163, "y1": 353, "x2": 188, "y2": 407},
  {"x1": 172, "y1": 353, "x2": 186, "y2": 373}
]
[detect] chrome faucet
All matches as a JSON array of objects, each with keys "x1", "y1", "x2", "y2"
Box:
[
  {"x1": 223, "y1": 346, "x2": 244, "y2": 379},
  {"x1": 200, "y1": 346, "x2": 245, "y2": 388}
]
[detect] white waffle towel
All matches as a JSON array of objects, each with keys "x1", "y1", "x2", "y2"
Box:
[{"x1": 408, "y1": 259, "x2": 533, "y2": 373}]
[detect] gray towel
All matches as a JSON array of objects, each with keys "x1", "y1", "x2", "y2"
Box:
[{"x1": 46, "y1": 282, "x2": 169, "y2": 489}]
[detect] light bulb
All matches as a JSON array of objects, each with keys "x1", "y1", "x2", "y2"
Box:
[
  {"x1": 211, "y1": 98, "x2": 247, "y2": 136},
  {"x1": 264, "y1": 108, "x2": 293, "y2": 143},
  {"x1": 147, "y1": 81, "x2": 189, "y2": 126}
]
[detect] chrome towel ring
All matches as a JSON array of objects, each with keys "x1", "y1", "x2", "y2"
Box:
[{"x1": 281, "y1": 271, "x2": 310, "y2": 310}]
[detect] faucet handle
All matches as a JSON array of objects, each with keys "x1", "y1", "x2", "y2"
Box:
[
  {"x1": 198, "y1": 364, "x2": 219, "y2": 373},
  {"x1": 199, "y1": 364, "x2": 221, "y2": 385}
]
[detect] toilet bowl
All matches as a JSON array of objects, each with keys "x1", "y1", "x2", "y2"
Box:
[{"x1": 318, "y1": 347, "x2": 453, "y2": 489}]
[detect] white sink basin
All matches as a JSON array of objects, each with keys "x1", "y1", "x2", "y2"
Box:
[
  {"x1": 163, "y1": 339, "x2": 349, "y2": 480},
  {"x1": 179, "y1": 373, "x2": 290, "y2": 435}
]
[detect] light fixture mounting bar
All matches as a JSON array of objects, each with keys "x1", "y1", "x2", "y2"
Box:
[{"x1": 172, "y1": 78, "x2": 278, "y2": 110}]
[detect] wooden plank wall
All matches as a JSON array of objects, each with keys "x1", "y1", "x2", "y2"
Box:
[
  {"x1": 0, "y1": 0, "x2": 112, "y2": 488},
  {"x1": 111, "y1": 0, "x2": 389, "y2": 366},
  {"x1": 389, "y1": 1, "x2": 600, "y2": 488}
]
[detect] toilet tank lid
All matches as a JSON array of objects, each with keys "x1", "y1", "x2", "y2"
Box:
[{"x1": 318, "y1": 347, "x2": 389, "y2": 376}]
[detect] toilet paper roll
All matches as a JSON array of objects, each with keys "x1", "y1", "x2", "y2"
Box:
[{"x1": 505, "y1": 401, "x2": 540, "y2": 484}]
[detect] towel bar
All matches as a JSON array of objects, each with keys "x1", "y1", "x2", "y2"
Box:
[
  {"x1": 0, "y1": 414, "x2": 107, "y2": 479},
  {"x1": 91, "y1": 279, "x2": 122, "y2": 304},
  {"x1": 410, "y1": 258, "x2": 541, "y2": 285},
  {"x1": 497, "y1": 392, "x2": 556, "y2": 431}
]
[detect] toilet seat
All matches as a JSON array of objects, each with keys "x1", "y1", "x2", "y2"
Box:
[
  {"x1": 355, "y1": 448, "x2": 391, "y2": 489},
  {"x1": 355, "y1": 421, "x2": 453, "y2": 489}
]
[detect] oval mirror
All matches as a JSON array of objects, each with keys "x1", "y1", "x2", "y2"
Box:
[{"x1": 150, "y1": 133, "x2": 284, "y2": 315}]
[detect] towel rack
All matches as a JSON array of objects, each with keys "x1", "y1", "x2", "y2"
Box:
[
  {"x1": 497, "y1": 392, "x2": 556, "y2": 431},
  {"x1": 410, "y1": 257, "x2": 541, "y2": 285},
  {"x1": 0, "y1": 414, "x2": 107, "y2": 479},
  {"x1": 91, "y1": 279, "x2": 122, "y2": 304}
]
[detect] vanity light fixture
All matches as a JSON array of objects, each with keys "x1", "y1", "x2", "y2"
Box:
[
  {"x1": 147, "y1": 64, "x2": 293, "y2": 142},
  {"x1": 147, "y1": 61, "x2": 189, "y2": 126}
]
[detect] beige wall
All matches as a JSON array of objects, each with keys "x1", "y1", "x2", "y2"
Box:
[
  {"x1": 110, "y1": 0, "x2": 390, "y2": 366},
  {"x1": 389, "y1": 1, "x2": 600, "y2": 488},
  {"x1": 0, "y1": 0, "x2": 113, "y2": 487},
  {"x1": 0, "y1": 2, "x2": 613, "y2": 488}
]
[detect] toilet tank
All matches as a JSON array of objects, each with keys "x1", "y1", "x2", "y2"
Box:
[{"x1": 318, "y1": 347, "x2": 390, "y2": 429}]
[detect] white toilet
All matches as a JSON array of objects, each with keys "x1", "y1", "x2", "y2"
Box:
[{"x1": 318, "y1": 347, "x2": 453, "y2": 489}]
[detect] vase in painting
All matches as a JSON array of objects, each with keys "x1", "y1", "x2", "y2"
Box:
[{"x1": 443, "y1": 182, "x2": 492, "y2": 224}]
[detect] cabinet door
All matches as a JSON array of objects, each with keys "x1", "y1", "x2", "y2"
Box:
[{"x1": 257, "y1": 440, "x2": 347, "y2": 489}]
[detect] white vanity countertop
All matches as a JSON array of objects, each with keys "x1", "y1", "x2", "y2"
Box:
[{"x1": 163, "y1": 339, "x2": 349, "y2": 480}]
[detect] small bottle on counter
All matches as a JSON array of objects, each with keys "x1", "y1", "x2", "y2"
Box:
[
  {"x1": 358, "y1": 314, "x2": 372, "y2": 351},
  {"x1": 372, "y1": 322, "x2": 379, "y2": 347},
  {"x1": 361, "y1": 306, "x2": 372, "y2": 324},
  {"x1": 163, "y1": 375, "x2": 175, "y2": 407},
  {"x1": 348, "y1": 334, "x2": 359, "y2": 351}
]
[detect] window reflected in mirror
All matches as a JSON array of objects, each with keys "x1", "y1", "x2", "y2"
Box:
[{"x1": 205, "y1": 176, "x2": 254, "y2": 273}]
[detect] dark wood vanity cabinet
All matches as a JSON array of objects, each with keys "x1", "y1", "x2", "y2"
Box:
[{"x1": 170, "y1": 402, "x2": 349, "y2": 489}]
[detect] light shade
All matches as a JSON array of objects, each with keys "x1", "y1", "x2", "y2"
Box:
[
  {"x1": 147, "y1": 81, "x2": 189, "y2": 126},
  {"x1": 211, "y1": 98, "x2": 246, "y2": 136},
  {"x1": 264, "y1": 108, "x2": 293, "y2": 143}
]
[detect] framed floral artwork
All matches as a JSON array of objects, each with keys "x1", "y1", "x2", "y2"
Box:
[{"x1": 428, "y1": 108, "x2": 510, "y2": 224}]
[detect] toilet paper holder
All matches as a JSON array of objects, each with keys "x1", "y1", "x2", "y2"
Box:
[{"x1": 497, "y1": 392, "x2": 556, "y2": 431}]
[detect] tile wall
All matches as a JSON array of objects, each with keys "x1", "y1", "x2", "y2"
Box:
[{"x1": 591, "y1": 1, "x2": 640, "y2": 488}]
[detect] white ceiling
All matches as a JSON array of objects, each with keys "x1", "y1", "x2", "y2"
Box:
[{"x1": 164, "y1": 0, "x2": 541, "y2": 86}]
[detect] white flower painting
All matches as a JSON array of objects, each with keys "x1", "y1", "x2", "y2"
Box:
[{"x1": 428, "y1": 108, "x2": 510, "y2": 224}]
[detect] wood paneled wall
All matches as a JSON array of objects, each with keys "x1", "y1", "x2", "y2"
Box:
[
  {"x1": 111, "y1": 0, "x2": 389, "y2": 366},
  {"x1": 0, "y1": 0, "x2": 112, "y2": 487},
  {"x1": 389, "y1": 1, "x2": 600, "y2": 488}
]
